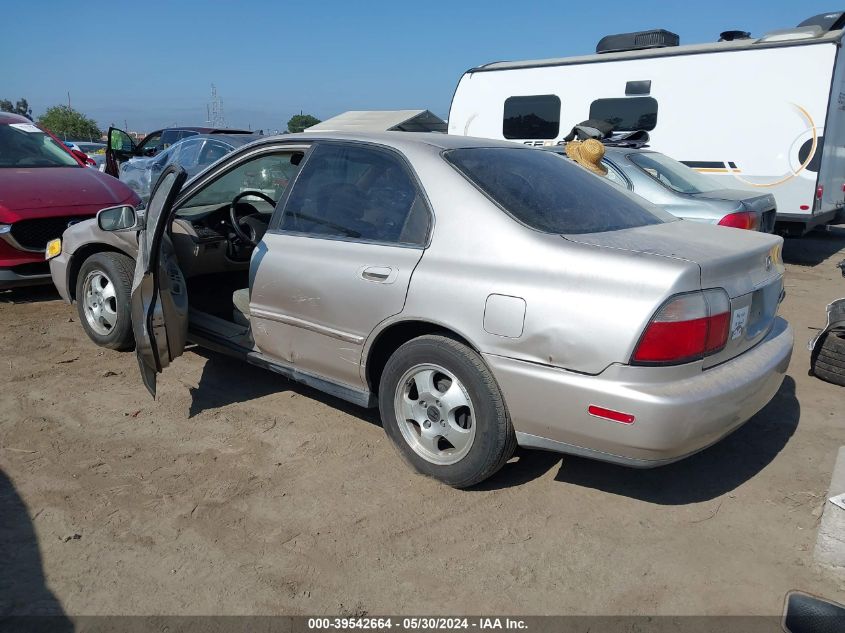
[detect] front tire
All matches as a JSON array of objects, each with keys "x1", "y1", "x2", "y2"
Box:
[
  {"x1": 379, "y1": 334, "x2": 516, "y2": 488},
  {"x1": 75, "y1": 252, "x2": 135, "y2": 351}
]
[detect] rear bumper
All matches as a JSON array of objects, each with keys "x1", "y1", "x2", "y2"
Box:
[
  {"x1": 776, "y1": 209, "x2": 839, "y2": 231},
  {"x1": 486, "y1": 316, "x2": 793, "y2": 467}
]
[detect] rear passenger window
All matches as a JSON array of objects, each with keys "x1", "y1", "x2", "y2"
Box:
[
  {"x1": 503, "y1": 95, "x2": 561, "y2": 139},
  {"x1": 603, "y1": 161, "x2": 630, "y2": 189},
  {"x1": 589, "y1": 97, "x2": 658, "y2": 131},
  {"x1": 280, "y1": 143, "x2": 431, "y2": 246}
]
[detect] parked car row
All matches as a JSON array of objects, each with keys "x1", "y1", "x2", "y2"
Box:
[
  {"x1": 104, "y1": 125, "x2": 253, "y2": 177},
  {"x1": 44, "y1": 131, "x2": 792, "y2": 487}
]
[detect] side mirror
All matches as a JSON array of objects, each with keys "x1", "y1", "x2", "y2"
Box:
[{"x1": 97, "y1": 205, "x2": 143, "y2": 232}]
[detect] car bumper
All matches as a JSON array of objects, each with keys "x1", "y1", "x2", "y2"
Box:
[
  {"x1": 0, "y1": 265, "x2": 53, "y2": 289},
  {"x1": 48, "y1": 250, "x2": 72, "y2": 303},
  {"x1": 485, "y1": 316, "x2": 793, "y2": 467}
]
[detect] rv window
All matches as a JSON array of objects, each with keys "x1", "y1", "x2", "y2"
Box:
[
  {"x1": 444, "y1": 147, "x2": 671, "y2": 235},
  {"x1": 589, "y1": 97, "x2": 658, "y2": 131},
  {"x1": 798, "y1": 137, "x2": 822, "y2": 172},
  {"x1": 503, "y1": 95, "x2": 561, "y2": 139}
]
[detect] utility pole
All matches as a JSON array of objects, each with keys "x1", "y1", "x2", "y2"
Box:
[
  {"x1": 67, "y1": 92, "x2": 71, "y2": 109},
  {"x1": 208, "y1": 84, "x2": 225, "y2": 127}
]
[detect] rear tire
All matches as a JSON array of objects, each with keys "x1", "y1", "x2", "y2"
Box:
[
  {"x1": 75, "y1": 252, "x2": 135, "y2": 351},
  {"x1": 812, "y1": 330, "x2": 845, "y2": 387},
  {"x1": 378, "y1": 334, "x2": 516, "y2": 488}
]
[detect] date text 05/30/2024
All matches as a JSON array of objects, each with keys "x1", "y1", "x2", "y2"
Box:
[{"x1": 307, "y1": 618, "x2": 528, "y2": 631}]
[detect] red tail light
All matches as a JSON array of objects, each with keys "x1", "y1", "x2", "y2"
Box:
[
  {"x1": 632, "y1": 290, "x2": 731, "y2": 365},
  {"x1": 817, "y1": 185, "x2": 824, "y2": 199},
  {"x1": 718, "y1": 211, "x2": 757, "y2": 230}
]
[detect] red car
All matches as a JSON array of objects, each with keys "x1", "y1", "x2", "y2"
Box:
[{"x1": 0, "y1": 113, "x2": 140, "y2": 289}]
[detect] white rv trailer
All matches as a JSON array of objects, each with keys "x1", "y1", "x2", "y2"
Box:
[{"x1": 448, "y1": 12, "x2": 845, "y2": 234}]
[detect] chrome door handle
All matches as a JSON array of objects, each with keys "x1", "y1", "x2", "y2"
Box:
[{"x1": 361, "y1": 266, "x2": 394, "y2": 282}]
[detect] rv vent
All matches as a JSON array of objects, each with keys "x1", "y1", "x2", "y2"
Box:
[
  {"x1": 719, "y1": 30, "x2": 752, "y2": 41},
  {"x1": 596, "y1": 29, "x2": 680, "y2": 54},
  {"x1": 798, "y1": 11, "x2": 845, "y2": 32},
  {"x1": 758, "y1": 26, "x2": 824, "y2": 43}
]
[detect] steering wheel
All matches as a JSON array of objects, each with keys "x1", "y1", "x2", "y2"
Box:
[{"x1": 230, "y1": 190, "x2": 276, "y2": 245}]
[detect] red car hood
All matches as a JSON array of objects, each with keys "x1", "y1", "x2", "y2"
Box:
[{"x1": 0, "y1": 167, "x2": 137, "y2": 222}]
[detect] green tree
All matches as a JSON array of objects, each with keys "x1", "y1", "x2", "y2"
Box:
[
  {"x1": 287, "y1": 113, "x2": 321, "y2": 133},
  {"x1": 0, "y1": 97, "x2": 33, "y2": 119},
  {"x1": 37, "y1": 105, "x2": 101, "y2": 141}
]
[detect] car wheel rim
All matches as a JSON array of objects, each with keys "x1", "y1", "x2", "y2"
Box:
[
  {"x1": 82, "y1": 270, "x2": 118, "y2": 336},
  {"x1": 394, "y1": 363, "x2": 477, "y2": 466}
]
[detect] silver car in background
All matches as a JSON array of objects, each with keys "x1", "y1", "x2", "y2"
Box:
[
  {"x1": 119, "y1": 133, "x2": 262, "y2": 201},
  {"x1": 49, "y1": 132, "x2": 792, "y2": 487},
  {"x1": 545, "y1": 145, "x2": 777, "y2": 232}
]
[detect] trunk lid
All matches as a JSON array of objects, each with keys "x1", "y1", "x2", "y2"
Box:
[
  {"x1": 565, "y1": 220, "x2": 784, "y2": 367},
  {"x1": 691, "y1": 189, "x2": 778, "y2": 233}
]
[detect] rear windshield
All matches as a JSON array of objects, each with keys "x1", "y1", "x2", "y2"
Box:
[
  {"x1": 444, "y1": 147, "x2": 668, "y2": 234},
  {"x1": 627, "y1": 151, "x2": 720, "y2": 194}
]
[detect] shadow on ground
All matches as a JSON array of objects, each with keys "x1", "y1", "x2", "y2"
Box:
[
  {"x1": 188, "y1": 347, "x2": 381, "y2": 427},
  {"x1": 783, "y1": 226, "x2": 845, "y2": 267},
  {"x1": 0, "y1": 285, "x2": 60, "y2": 305},
  {"x1": 0, "y1": 469, "x2": 72, "y2": 629},
  {"x1": 190, "y1": 351, "x2": 799, "y2": 501},
  {"x1": 478, "y1": 376, "x2": 799, "y2": 502}
]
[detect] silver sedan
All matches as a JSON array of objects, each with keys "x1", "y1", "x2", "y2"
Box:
[
  {"x1": 545, "y1": 145, "x2": 778, "y2": 232},
  {"x1": 48, "y1": 132, "x2": 792, "y2": 487}
]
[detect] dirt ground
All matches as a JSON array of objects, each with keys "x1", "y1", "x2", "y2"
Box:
[{"x1": 2, "y1": 229, "x2": 845, "y2": 617}]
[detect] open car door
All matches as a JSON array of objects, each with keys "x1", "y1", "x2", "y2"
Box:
[
  {"x1": 105, "y1": 126, "x2": 138, "y2": 177},
  {"x1": 130, "y1": 165, "x2": 190, "y2": 396}
]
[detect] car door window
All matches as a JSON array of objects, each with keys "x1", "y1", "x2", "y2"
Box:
[
  {"x1": 603, "y1": 160, "x2": 631, "y2": 189},
  {"x1": 144, "y1": 169, "x2": 181, "y2": 259},
  {"x1": 137, "y1": 132, "x2": 162, "y2": 155},
  {"x1": 279, "y1": 143, "x2": 431, "y2": 246},
  {"x1": 177, "y1": 150, "x2": 304, "y2": 216},
  {"x1": 168, "y1": 138, "x2": 203, "y2": 169},
  {"x1": 197, "y1": 140, "x2": 232, "y2": 168}
]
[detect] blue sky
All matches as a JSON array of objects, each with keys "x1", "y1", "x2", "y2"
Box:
[{"x1": 0, "y1": 1, "x2": 836, "y2": 133}]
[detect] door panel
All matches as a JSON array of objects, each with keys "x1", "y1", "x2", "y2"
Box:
[
  {"x1": 129, "y1": 166, "x2": 189, "y2": 396},
  {"x1": 105, "y1": 126, "x2": 136, "y2": 177},
  {"x1": 249, "y1": 141, "x2": 432, "y2": 390},
  {"x1": 250, "y1": 234, "x2": 423, "y2": 389}
]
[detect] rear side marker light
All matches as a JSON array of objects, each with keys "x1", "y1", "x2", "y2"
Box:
[
  {"x1": 632, "y1": 289, "x2": 731, "y2": 365},
  {"x1": 800, "y1": 205, "x2": 810, "y2": 211},
  {"x1": 816, "y1": 185, "x2": 824, "y2": 200},
  {"x1": 588, "y1": 405, "x2": 635, "y2": 425}
]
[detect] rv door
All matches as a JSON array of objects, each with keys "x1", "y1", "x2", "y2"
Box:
[{"x1": 129, "y1": 165, "x2": 190, "y2": 396}]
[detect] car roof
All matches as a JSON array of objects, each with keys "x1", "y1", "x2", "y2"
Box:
[
  {"x1": 0, "y1": 112, "x2": 36, "y2": 125},
  {"x1": 181, "y1": 133, "x2": 263, "y2": 147},
  {"x1": 249, "y1": 130, "x2": 533, "y2": 153},
  {"x1": 156, "y1": 126, "x2": 253, "y2": 135}
]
